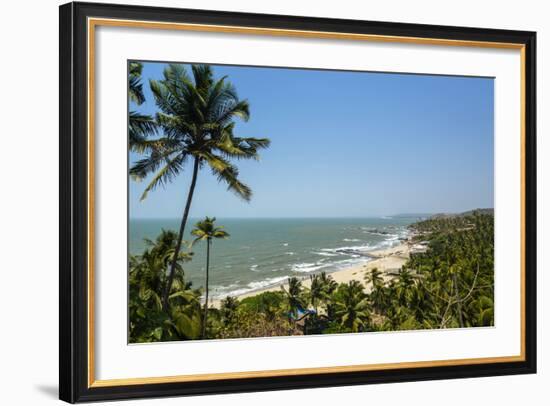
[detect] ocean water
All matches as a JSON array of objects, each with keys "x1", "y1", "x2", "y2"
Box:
[{"x1": 129, "y1": 217, "x2": 417, "y2": 298}]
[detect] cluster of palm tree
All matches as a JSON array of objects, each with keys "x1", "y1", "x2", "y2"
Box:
[
  {"x1": 129, "y1": 230, "x2": 201, "y2": 342},
  {"x1": 128, "y1": 62, "x2": 270, "y2": 342},
  {"x1": 130, "y1": 211, "x2": 494, "y2": 342},
  {"x1": 202, "y1": 212, "x2": 495, "y2": 339},
  {"x1": 128, "y1": 62, "x2": 494, "y2": 342},
  {"x1": 129, "y1": 221, "x2": 230, "y2": 342}
]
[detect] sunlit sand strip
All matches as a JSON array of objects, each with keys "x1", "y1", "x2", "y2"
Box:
[{"x1": 211, "y1": 242, "x2": 411, "y2": 307}]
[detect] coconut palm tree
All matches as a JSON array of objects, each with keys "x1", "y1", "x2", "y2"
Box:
[
  {"x1": 130, "y1": 64, "x2": 270, "y2": 310},
  {"x1": 129, "y1": 62, "x2": 146, "y2": 104},
  {"x1": 364, "y1": 267, "x2": 387, "y2": 313},
  {"x1": 220, "y1": 296, "x2": 239, "y2": 324},
  {"x1": 129, "y1": 229, "x2": 199, "y2": 342},
  {"x1": 281, "y1": 277, "x2": 306, "y2": 321},
  {"x1": 333, "y1": 280, "x2": 371, "y2": 333},
  {"x1": 395, "y1": 268, "x2": 415, "y2": 306},
  {"x1": 191, "y1": 217, "x2": 230, "y2": 338},
  {"x1": 316, "y1": 272, "x2": 338, "y2": 318},
  {"x1": 364, "y1": 267, "x2": 384, "y2": 289},
  {"x1": 318, "y1": 271, "x2": 338, "y2": 295},
  {"x1": 309, "y1": 274, "x2": 324, "y2": 314},
  {"x1": 128, "y1": 62, "x2": 156, "y2": 150}
]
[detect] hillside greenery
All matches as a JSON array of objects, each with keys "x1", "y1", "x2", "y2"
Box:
[
  {"x1": 128, "y1": 62, "x2": 493, "y2": 342},
  {"x1": 129, "y1": 211, "x2": 494, "y2": 342}
]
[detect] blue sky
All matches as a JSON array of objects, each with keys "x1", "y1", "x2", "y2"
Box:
[{"x1": 129, "y1": 61, "x2": 494, "y2": 219}]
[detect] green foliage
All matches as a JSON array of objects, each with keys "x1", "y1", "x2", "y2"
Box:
[
  {"x1": 129, "y1": 212, "x2": 494, "y2": 342},
  {"x1": 129, "y1": 230, "x2": 202, "y2": 343},
  {"x1": 220, "y1": 296, "x2": 239, "y2": 324},
  {"x1": 130, "y1": 64, "x2": 271, "y2": 202},
  {"x1": 129, "y1": 64, "x2": 271, "y2": 310},
  {"x1": 216, "y1": 292, "x2": 293, "y2": 338},
  {"x1": 191, "y1": 217, "x2": 230, "y2": 338},
  {"x1": 240, "y1": 291, "x2": 286, "y2": 316},
  {"x1": 191, "y1": 217, "x2": 230, "y2": 244},
  {"x1": 129, "y1": 62, "x2": 146, "y2": 104},
  {"x1": 281, "y1": 277, "x2": 308, "y2": 319},
  {"x1": 127, "y1": 62, "x2": 494, "y2": 342},
  {"x1": 332, "y1": 280, "x2": 371, "y2": 333},
  {"x1": 128, "y1": 62, "x2": 157, "y2": 151},
  {"x1": 375, "y1": 211, "x2": 495, "y2": 331}
]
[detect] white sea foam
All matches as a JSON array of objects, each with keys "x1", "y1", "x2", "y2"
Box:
[
  {"x1": 292, "y1": 262, "x2": 322, "y2": 273},
  {"x1": 293, "y1": 257, "x2": 371, "y2": 275},
  {"x1": 211, "y1": 225, "x2": 412, "y2": 299},
  {"x1": 247, "y1": 276, "x2": 288, "y2": 290},
  {"x1": 291, "y1": 254, "x2": 369, "y2": 273},
  {"x1": 214, "y1": 275, "x2": 289, "y2": 298},
  {"x1": 331, "y1": 257, "x2": 370, "y2": 269},
  {"x1": 321, "y1": 244, "x2": 374, "y2": 253}
]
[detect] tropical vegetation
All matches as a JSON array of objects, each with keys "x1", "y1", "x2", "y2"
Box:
[
  {"x1": 129, "y1": 211, "x2": 494, "y2": 342},
  {"x1": 128, "y1": 61, "x2": 493, "y2": 343},
  {"x1": 191, "y1": 217, "x2": 230, "y2": 338},
  {"x1": 129, "y1": 63, "x2": 270, "y2": 311}
]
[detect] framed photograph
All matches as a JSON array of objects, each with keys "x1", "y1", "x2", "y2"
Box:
[{"x1": 59, "y1": 2, "x2": 536, "y2": 403}]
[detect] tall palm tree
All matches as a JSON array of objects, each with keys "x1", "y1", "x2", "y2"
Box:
[
  {"x1": 281, "y1": 277, "x2": 306, "y2": 321},
  {"x1": 317, "y1": 271, "x2": 338, "y2": 318},
  {"x1": 395, "y1": 268, "x2": 415, "y2": 306},
  {"x1": 318, "y1": 271, "x2": 338, "y2": 296},
  {"x1": 364, "y1": 267, "x2": 384, "y2": 289},
  {"x1": 309, "y1": 274, "x2": 324, "y2": 314},
  {"x1": 128, "y1": 62, "x2": 156, "y2": 150},
  {"x1": 191, "y1": 217, "x2": 230, "y2": 338},
  {"x1": 220, "y1": 296, "x2": 239, "y2": 325},
  {"x1": 129, "y1": 229, "x2": 199, "y2": 342},
  {"x1": 130, "y1": 64, "x2": 270, "y2": 310},
  {"x1": 333, "y1": 280, "x2": 370, "y2": 333},
  {"x1": 364, "y1": 267, "x2": 387, "y2": 313}
]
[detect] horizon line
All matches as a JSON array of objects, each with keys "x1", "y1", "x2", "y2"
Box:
[{"x1": 129, "y1": 210, "x2": 493, "y2": 221}]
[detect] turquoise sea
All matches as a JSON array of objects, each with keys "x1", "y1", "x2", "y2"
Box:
[{"x1": 129, "y1": 217, "x2": 418, "y2": 299}]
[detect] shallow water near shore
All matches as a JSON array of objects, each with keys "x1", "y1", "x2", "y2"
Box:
[{"x1": 129, "y1": 217, "x2": 419, "y2": 298}]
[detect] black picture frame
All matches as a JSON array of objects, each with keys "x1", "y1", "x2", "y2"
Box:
[{"x1": 59, "y1": 1, "x2": 537, "y2": 403}]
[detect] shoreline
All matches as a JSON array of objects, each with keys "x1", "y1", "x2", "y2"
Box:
[{"x1": 211, "y1": 242, "x2": 411, "y2": 307}]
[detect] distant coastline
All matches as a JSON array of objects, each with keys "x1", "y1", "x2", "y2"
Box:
[
  {"x1": 130, "y1": 216, "x2": 414, "y2": 300},
  {"x1": 205, "y1": 208, "x2": 494, "y2": 306},
  {"x1": 212, "y1": 241, "x2": 411, "y2": 307}
]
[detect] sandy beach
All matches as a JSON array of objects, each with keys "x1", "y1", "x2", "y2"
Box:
[{"x1": 212, "y1": 242, "x2": 411, "y2": 307}]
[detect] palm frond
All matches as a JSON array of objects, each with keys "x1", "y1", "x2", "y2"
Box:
[
  {"x1": 215, "y1": 99, "x2": 250, "y2": 124},
  {"x1": 209, "y1": 160, "x2": 252, "y2": 201},
  {"x1": 129, "y1": 144, "x2": 180, "y2": 180},
  {"x1": 199, "y1": 151, "x2": 232, "y2": 173},
  {"x1": 149, "y1": 78, "x2": 185, "y2": 117},
  {"x1": 237, "y1": 137, "x2": 271, "y2": 150},
  {"x1": 129, "y1": 62, "x2": 145, "y2": 105},
  {"x1": 155, "y1": 112, "x2": 197, "y2": 139},
  {"x1": 191, "y1": 217, "x2": 230, "y2": 244},
  {"x1": 138, "y1": 152, "x2": 187, "y2": 201},
  {"x1": 213, "y1": 124, "x2": 270, "y2": 161},
  {"x1": 129, "y1": 111, "x2": 157, "y2": 150},
  {"x1": 191, "y1": 65, "x2": 214, "y2": 95},
  {"x1": 129, "y1": 136, "x2": 178, "y2": 155}
]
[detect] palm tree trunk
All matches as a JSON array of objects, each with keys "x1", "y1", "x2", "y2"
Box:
[
  {"x1": 202, "y1": 239, "x2": 211, "y2": 338},
  {"x1": 162, "y1": 157, "x2": 200, "y2": 311}
]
